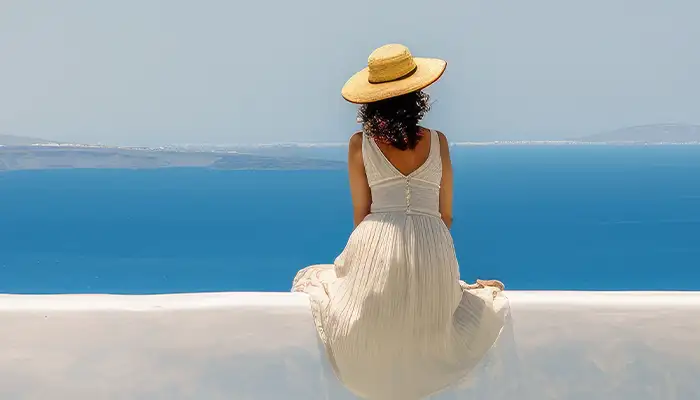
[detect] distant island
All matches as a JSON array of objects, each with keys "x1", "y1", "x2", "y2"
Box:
[
  {"x1": 0, "y1": 136, "x2": 345, "y2": 172},
  {"x1": 572, "y1": 123, "x2": 700, "y2": 144},
  {"x1": 0, "y1": 134, "x2": 57, "y2": 146},
  {"x1": 452, "y1": 123, "x2": 700, "y2": 146}
]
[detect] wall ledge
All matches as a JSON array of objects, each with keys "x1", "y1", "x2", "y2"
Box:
[{"x1": 1, "y1": 291, "x2": 699, "y2": 399}]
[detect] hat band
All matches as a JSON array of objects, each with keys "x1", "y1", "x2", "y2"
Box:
[{"x1": 368, "y1": 64, "x2": 418, "y2": 84}]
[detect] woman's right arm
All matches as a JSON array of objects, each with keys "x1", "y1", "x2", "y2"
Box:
[{"x1": 437, "y1": 131, "x2": 454, "y2": 229}]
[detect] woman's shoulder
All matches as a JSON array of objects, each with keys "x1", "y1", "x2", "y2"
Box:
[
  {"x1": 349, "y1": 131, "x2": 364, "y2": 153},
  {"x1": 349, "y1": 131, "x2": 363, "y2": 145},
  {"x1": 348, "y1": 132, "x2": 364, "y2": 166}
]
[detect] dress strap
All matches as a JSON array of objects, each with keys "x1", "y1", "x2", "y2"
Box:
[
  {"x1": 361, "y1": 132, "x2": 385, "y2": 179},
  {"x1": 428, "y1": 129, "x2": 438, "y2": 160}
]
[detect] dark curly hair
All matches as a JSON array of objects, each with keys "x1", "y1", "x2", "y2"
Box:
[{"x1": 358, "y1": 90, "x2": 431, "y2": 150}]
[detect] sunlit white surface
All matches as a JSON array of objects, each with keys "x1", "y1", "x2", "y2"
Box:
[{"x1": 1, "y1": 291, "x2": 699, "y2": 399}]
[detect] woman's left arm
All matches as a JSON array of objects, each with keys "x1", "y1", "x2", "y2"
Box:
[
  {"x1": 438, "y1": 131, "x2": 454, "y2": 229},
  {"x1": 348, "y1": 132, "x2": 371, "y2": 228}
]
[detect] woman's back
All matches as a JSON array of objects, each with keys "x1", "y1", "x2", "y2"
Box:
[{"x1": 361, "y1": 128, "x2": 443, "y2": 218}]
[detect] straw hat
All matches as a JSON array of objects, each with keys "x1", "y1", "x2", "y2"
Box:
[{"x1": 341, "y1": 44, "x2": 447, "y2": 104}]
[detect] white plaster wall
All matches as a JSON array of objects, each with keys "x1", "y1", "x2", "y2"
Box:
[{"x1": 1, "y1": 291, "x2": 699, "y2": 399}]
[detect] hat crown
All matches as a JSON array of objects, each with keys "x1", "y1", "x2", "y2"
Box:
[{"x1": 367, "y1": 44, "x2": 417, "y2": 84}]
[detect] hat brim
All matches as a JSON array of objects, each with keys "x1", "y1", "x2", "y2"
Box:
[{"x1": 341, "y1": 58, "x2": 447, "y2": 104}]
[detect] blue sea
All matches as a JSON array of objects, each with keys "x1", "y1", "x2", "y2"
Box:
[{"x1": 1, "y1": 146, "x2": 699, "y2": 294}]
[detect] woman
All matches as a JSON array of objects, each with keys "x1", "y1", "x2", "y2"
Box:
[{"x1": 292, "y1": 44, "x2": 510, "y2": 400}]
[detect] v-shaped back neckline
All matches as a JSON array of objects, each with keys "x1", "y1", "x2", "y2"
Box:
[{"x1": 368, "y1": 129, "x2": 436, "y2": 179}]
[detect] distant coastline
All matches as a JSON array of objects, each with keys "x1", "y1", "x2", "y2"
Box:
[
  {"x1": 0, "y1": 143, "x2": 345, "y2": 172},
  {"x1": 457, "y1": 123, "x2": 700, "y2": 146},
  {"x1": 452, "y1": 140, "x2": 700, "y2": 146},
  {"x1": 573, "y1": 123, "x2": 700, "y2": 143},
  {"x1": 2, "y1": 123, "x2": 699, "y2": 171}
]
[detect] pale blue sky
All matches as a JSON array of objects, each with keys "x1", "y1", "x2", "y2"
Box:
[{"x1": 1, "y1": 0, "x2": 699, "y2": 146}]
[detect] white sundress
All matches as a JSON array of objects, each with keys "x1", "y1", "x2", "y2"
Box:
[{"x1": 292, "y1": 129, "x2": 510, "y2": 400}]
